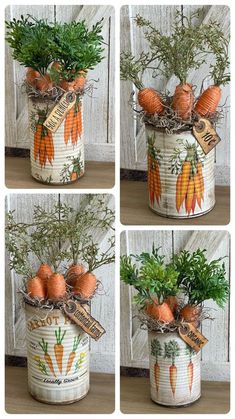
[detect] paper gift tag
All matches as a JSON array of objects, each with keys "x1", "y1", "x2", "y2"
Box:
[
  {"x1": 64, "y1": 300, "x2": 106, "y2": 341},
  {"x1": 193, "y1": 118, "x2": 221, "y2": 154},
  {"x1": 178, "y1": 322, "x2": 208, "y2": 352},
  {"x1": 43, "y1": 92, "x2": 76, "y2": 133}
]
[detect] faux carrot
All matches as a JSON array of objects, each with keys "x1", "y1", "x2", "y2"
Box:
[
  {"x1": 27, "y1": 276, "x2": 46, "y2": 299},
  {"x1": 145, "y1": 300, "x2": 175, "y2": 323},
  {"x1": 73, "y1": 272, "x2": 97, "y2": 299},
  {"x1": 47, "y1": 273, "x2": 66, "y2": 300},
  {"x1": 54, "y1": 327, "x2": 66, "y2": 374},
  {"x1": 39, "y1": 338, "x2": 56, "y2": 377},
  {"x1": 180, "y1": 304, "x2": 201, "y2": 328},
  {"x1": 67, "y1": 264, "x2": 86, "y2": 286},
  {"x1": 138, "y1": 88, "x2": 164, "y2": 115},
  {"x1": 172, "y1": 83, "x2": 194, "y2": 120},
  {"x1": 165, "y1": 295, "x2": 178, "y2": 313},
  {"x1": 26, "y1": 67, "x2": 41, "y2": 88},
  {"x1": 194, "y1": 85, "x2": 221, "y2": 116},
  {"x1": 65, "y1": 335, "x2": 81, "y2": 375},
  {"x1": 37, "y1": 264, "x2": 53, "y2": 282}
]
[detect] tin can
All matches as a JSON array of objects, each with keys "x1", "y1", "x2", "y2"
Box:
[
  {"x1": 29, "y1": 97, "x2": 84, "y2": 185},
  {"x1": 25, "y1": 303, "x2": 89, "y2": 404},
  {"x1": 148, "y1": 331, "x2": 201, "y2": 407},
  {"x1": 146, "y1": 125, "x2": 215, "y2": 218}
]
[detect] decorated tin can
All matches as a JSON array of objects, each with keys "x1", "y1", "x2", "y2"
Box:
[
  {"x1": 25, "y1": 303, "x2": 89, "y2": 404},
  {"x1": 146, "y1": 125, "x2": 215, "y2": 218},
  {"x1": 148, "y1": 331, "x2": 201, "y2": 407},
  {"x1": 29, "y1": 97, "x2": 84, "y2": 185}
]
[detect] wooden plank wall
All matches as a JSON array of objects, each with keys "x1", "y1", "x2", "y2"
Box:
[
  {"x1": 5, "y1": 194, "x2": 115, "y2": 373},
  {"x1": 120, "y1": 5, "x2": 230, "y2": 185},
  {"x1": 5, "y1": 5, "x2": 115, "y2": 162},
  {"x1": 120, "y1": 230, "x2": 230, "y2": 381}
]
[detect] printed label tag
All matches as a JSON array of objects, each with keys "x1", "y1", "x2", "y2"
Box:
[
  {"x1": 63, "y1": 300, "x2": 106, "y2": 341},
  {"x1": 178, "y1": 322, "x2": 208, "y2": 352},
  {"x1": 193, "y1": 118, "x2": 221, "y2": 154},
  {"x1": 43, "y1": 92, "x2": 76, "y2": 133}
]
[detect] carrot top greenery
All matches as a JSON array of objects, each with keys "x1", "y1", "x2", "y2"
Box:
[
  {"x1": 5, "y1": 15, "x2": 105, "y2": 79},
  {"x1": 120, "y1": 246, "x2": 229, "y2": 311}
]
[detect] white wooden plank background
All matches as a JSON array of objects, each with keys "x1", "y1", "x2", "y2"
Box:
[
  {"x1": 120, "y1": 5, "x2": 230, "y2": 185},
  {"x1": 120, "y1": 230, "x2": 230, "y2": 381},
  {"x1": 5, "y1": 194, "x2": 115, "y2": 374},
  {"x1": 5, "y1": 5, "x2": 115, "y2": 162}
]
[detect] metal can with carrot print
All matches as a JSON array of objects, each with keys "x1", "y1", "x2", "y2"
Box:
[
  {"x1": 148, "y1": 331, "x2": 201, "y2": 406},
  {"x1": 146, "y1": 125, "x2": 215, "y2": 218},
  {"x1": 25, "y1": 303, "x2": 89, "y2": 404},
  {"x1": 29, "y1": 97, "x2": 84, "y2": 185}
]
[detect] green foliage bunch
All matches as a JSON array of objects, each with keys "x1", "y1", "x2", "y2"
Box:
[
  {"x1": 5, "y1": 195, "x2": 115, "y2": 279},
  {"x1": 120, "y1": 8, "x2": 230, "y2": 87},
  {"x1": 120, "y1": 245, "x2": 179, "y2": 307},
  {"x1": 5, "y1": 15, "x2": 105, "y2": 79},
  {"x1": 172, "y1": 249, "x2": 229, "y2": 307}
]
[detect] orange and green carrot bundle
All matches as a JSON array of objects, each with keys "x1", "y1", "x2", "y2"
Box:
[
  {"x1": 172, "y1": 84, "x2": 194, "y2": 120},
  {"x1": 39, "y1": 338, "x2": 56, "y2": 377},
  {"x1": 34, "y1": 112, "x2": 54, "y2": 167},
  {"x1": 54, "y1": 327, "x2": 66, "y2": 374},
  {"x1": 66, "y1": 335, "x2": 81, "y2": 375},
  {"x1": 64, "y1": 98, "x2": 83, "y2": 145}
]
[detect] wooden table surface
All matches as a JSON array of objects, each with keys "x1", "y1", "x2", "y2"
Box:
[
  {"x1": 5, "y1": 367, "x2": 115, "y2": 414},
  {"x1": 121, "y1": 181, "x2": 230, "y2": 225},
  {"x1": 121, "y1": 376, "x2": 230, "y2": 414},
  {"x1": 5, "y1": 157, "x2": 115, "y2": 189}
]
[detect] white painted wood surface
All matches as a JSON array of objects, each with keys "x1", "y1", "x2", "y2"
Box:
[
  {"x1": 5, "y1": 194, "x2": 115, "y2": 374},
  {"x1": 120, "y1": 5, "x2": 230, "y2": 185},
  {"x1": 5, "y1": 5, "x2": 115, "y2": 162},
  {"x1": 120, "y1": 230, "x2": 230, "y2": 381}
]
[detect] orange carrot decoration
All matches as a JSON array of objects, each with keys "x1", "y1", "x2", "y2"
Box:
[
  {"x1": 172, "y1": 84, "x2": 194, "y2": 120},
  {"x1": 147, "y1": 136, "x2": 162, "y2": 206},
  {"x1": 39, "y1": 338, "x2": 56, "y2": 377},
  {"x1": 37, "y1": 264, "x2": 53, "y2": 282},
  {"x1": 27, "y1": 276, "x2": 46, "y2": 299},
  {"x1": 66, "y1": 264, "x2": 86, "y2": 286},
  {"x1": 73, "y1": 272, "x2": 97, "y2": 299},
  {"x1": 47, "y1": 273, "x2": 66, "y2": 300},
  {"x1": 65, "y1": 335, "x2": 81, "y2": 375},
  {"x1": 164, "y1": 340, "x2": 180, "y2": 397},
  {"x1": 151, "y1": 339, "x2": 162, "y2": 392},
  {"x1": 64, "y1": 97, "x2": 82, "y2": 145},
  {"x1": 138, "y1": 88, "x2": 164, "y2": 115},
  {"x1": 145, "y1": 298, "x2": 175, "y2": 323},
  {"x1": 180, "y1": 304, "x2": 201, "y2": 328},
  {"x1": 171, "y1": 141, "x2": 205, "y2": 215},
  {"x1": 54, "y1": 327, "x2": 66, "y2": 374},
  {"x1": 186, "y1": 346, "x2": 195, "y2": 394},
  {"x1": 34, "y1": 111, "x2": 54, "y2": 167},
  {"x1": 194, "y1": 85, "x2": 221, "y2": 116}
]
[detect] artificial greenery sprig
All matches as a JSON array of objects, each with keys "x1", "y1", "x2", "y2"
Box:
[
  {"x1": 120, "y1": 246, "x2": 179, "y2": 307},
  {"x1": 5, "y1": 15, "x2": 105, "y2": 79},
  {"x1": 172, "y1": 249, "x2": 229, "y2": 307}
]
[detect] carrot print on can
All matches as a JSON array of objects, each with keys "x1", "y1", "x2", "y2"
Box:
[
  {"x1": 146, "y1": 125, "x2": 215, "y2": 218},
  {"x1": 148, "y1": 331, "x2": 201, "y2": 406},
  {"x1": 25, "y1": 303, "x2": 89, "y2": 404}
]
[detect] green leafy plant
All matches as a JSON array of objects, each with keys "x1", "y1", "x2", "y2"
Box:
[
  {"x1": 172, "y1": 249, "x2": 229, "y2": 307},
  {"x1": 120, "y1": 245, "x2": 178, "y2": 307},
  {"x1": 5, "y1": 15, "x2": 105, "y2": 78}
]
